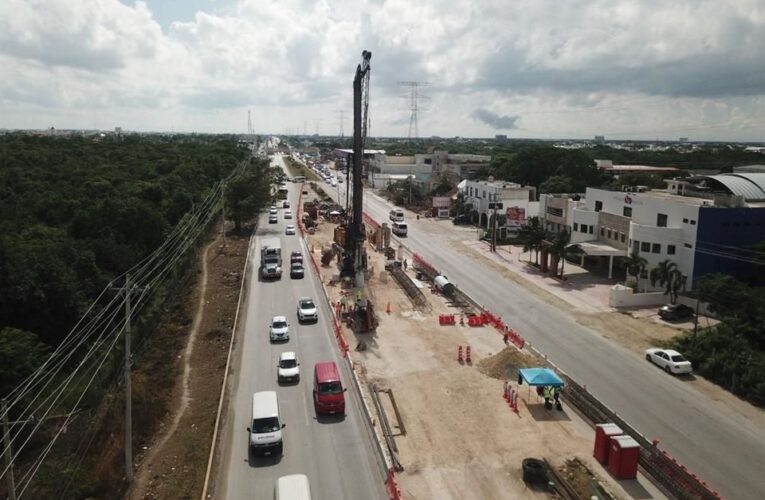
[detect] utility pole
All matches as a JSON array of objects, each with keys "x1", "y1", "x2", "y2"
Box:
[
  {"x1": 221, "y1": 182, "x2": 227, "y2": 248},
  {"x1": 111, "y1": 275, "x2": 145, "y2": 483},
  {"x1": 2, "y1": 398, "x2": 16, "y2": 500},
  {"x1": 490, "y1": 193, "x2": 501, "y2": 252}
]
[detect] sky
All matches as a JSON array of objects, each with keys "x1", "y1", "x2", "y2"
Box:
[{"x1": 2, "y1": 0, "x2": 765, "y2": 141}]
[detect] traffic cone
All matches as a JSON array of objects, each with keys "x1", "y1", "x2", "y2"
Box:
[
  {"x1": 457, "y1": 345, "x2": 463, "y2": 363},
  {"x1": 386, "y1": 301, "x2": 391, "y2": 314},
  {"x1": 465, "y1": 345, "x2": 472, "y2": 364},
  {"x1": 503, "y1": 381, "x2": 509, "y2": 400},
  {"x1": 512, "y1": 391, "x2": 519, "y2": 413}
]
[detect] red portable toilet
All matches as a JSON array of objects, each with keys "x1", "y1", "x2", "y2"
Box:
[
  {"x1": 594, "y1": 423, "x2": 623, "y2": 464},
  {"x1": 608, "y1": 435, "x2": 640, "y2": 479}
]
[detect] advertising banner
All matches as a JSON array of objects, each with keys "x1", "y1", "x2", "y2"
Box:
[
  {"x1": 431, "y1": 196, "x2": 451, "y2": 208},
  {"x1": 506, "y1": 206, "x2": 526, "y2": 228}
]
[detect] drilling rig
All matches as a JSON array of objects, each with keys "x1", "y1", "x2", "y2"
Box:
[{"x1": 341, "y1": 50, "x2": 372, "y2": 287}]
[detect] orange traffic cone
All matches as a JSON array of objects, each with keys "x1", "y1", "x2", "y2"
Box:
[{"x1": 457, "y1": 345, "x2": 463, "y2": 363}]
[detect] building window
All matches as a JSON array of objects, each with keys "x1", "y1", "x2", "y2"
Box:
[
  {"x1": 573, "y1": 222, "x2": 579, "y2": 231},
  {"x1": 589, "y1": 226, "x2": 594, "y2": 234},
  {"x1": 620, "y1": 233, "x2": 626, "y2": 243},
  {"x1": 546, "y1": 207, "x2": 563, "y2": 217},
  {"x1": 424, "y1": 158, "x2": 432, "y2": 164},
  {"x1": 684, "y1": 243, "x2": 692, "y2": 249},
  {"x1": 600, "y1": 227, "x2": 605, "y2": 236},
  {"x1": 580, "y1": 224, "x2": 588, "y2": 234},
  {"x1": 652, "y1": 243, "x2": 661, "y2": 253},
  {"x1": 641, "y1": 242, "x2": 650, "y2": 252},
  {"x1": 595, "y1": 201, "x2": 603, "y2": 212},
  {"x1": 667, "y1": 245, "x2": 676, "y2": 255},
  {"x1": 607, "y1": 229, "x2": 612, "y2": 239},
  {"x1": 690, "y1": 220, "x2": 696, "y2": 225},
  {"x1": 623, "y1": 206, "x2": 632, "y2": 217},
  {"x1": 683, "y1": 218, "x2": 688, "y2": 223},
  {"x1": 657, "y1": 213, "x2": 668, "y2": 227}
]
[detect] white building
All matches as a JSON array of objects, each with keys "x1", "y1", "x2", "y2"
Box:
[
  {"x1": 566, "y1": 173, "x2": 765, "y2": 287},
  {"x1": 464, "y1": 179, "x2": 538, "y2": 228}
]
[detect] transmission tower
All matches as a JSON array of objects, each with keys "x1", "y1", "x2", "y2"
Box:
[
  {"x1": 314, "y1": 119, "x2": 321, "y2": 136},
  {"x1": 335, "y1": 110, "x2": 346, "y2": 137},
  {"x1": 247, "y1": 110, "x2": 253, "y2": 136},
  {"x1": 398, "y1": 81, "x2": 430, "y2": 139}
]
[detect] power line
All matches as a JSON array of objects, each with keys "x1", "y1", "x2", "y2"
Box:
[{"x1": 398, "y1": 81, "x2": 430, "y2": 139}]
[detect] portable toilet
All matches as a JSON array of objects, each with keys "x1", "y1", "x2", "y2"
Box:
[
  {"x1": 594, "y1": 423, "x2": 623, "y2": 464},
  {"x1": 607, "y1": 435, "x2": 640, "y2": 480}
]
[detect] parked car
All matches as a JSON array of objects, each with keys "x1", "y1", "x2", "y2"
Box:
[
  {"x1": 277, "y1": 352, "x2": 300, "y2": 383},
  {"x1": 268, "y1": 214, "x2": 278, "y2": 224},
  {"x1": 284, "y1": 210, "x2": 293, "y2": 219},
  {"x1": 283, "y1": 201, "x2": 290, "y2": 208},
  {"x1": 297, "y1": 297, "x2": 318, "y2": 323},
  {"x1": 269, "y1": 206, "x2": 278, "y2": 214},
  {"x1": 290, "y1": 251, "x2": 303, "y2": 264},
  {"x1": 452, "y1": 214, "x2": 471, "y2": 225},
  {"x1": 645, "y1": 348, "x2": 693, "y2": 374},
  {"x1": 285, "y1": 224, "x2": 296, "y2": 235},
  {"x1": 290, "y1": 262, "x2": 304, "y2": 279},
  {"x1": 658, "y1": 303, "x2": 695, "y2": 321},
  {"x1": 269, "y1": 316, "x2": 290, "y2": 343}
]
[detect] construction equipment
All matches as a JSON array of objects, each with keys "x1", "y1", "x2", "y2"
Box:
[
  {"x1": 341, "y1": 50, "x2": 372, "y2": 286},
  {"x1": 348, "y1": 292, "x2": 378, "y2": 333}
]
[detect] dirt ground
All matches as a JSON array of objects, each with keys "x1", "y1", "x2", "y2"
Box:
[
  {"x1": 303, "y1": 219, "x2": 638, "y2": 500},
  {"x1": 127, "y1": 224, "x2": 251, "y2": 500}
]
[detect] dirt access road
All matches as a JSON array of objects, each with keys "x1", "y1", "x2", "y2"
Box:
[
  {"x1": 303, "y1": 216, "x2": 662, "y2": 500},
  {"x1": 127, "y1": 225, "x2": 251, "y2": 500}
]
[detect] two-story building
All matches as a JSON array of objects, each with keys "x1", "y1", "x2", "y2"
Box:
[
  {"x1": 464, "y1": 179, "x2": 538, "y2": 229},
  {"x1": 567, "y1": 173, "x2": 765, "y2": 288}
]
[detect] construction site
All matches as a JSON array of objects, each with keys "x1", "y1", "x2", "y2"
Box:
[{"x1": 296, "y1": 184, "x2": 667, "y2": 500}]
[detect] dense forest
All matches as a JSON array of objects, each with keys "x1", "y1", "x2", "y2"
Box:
[{"x1": 0, "y1": 134, "x2": 249, "y2": 395}]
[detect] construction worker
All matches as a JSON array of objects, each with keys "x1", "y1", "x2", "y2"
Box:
[
  {"x1": 403, "y1": 258, "x2": 408, "y2": 270},
  {"x1": 503, "y1": 332, "x2": 509, "y2": 345},
  {"x1": 542, "y1": 386, "x2": 552, "y2": 409},
  {"x1": 340, "y1": 295, "x2": 347, "y2": 312}
]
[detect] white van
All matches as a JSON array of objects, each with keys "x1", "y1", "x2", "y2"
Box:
[
  {"x1": 392, "y1": 221, "x2": 408, "y2": 237},
  {"x1": 276, "y1": 474, "x2": 312, "y2": 500},
  {"x1": 389, "y1": 209, "x2": 404, "y2": 222},
  {"x1": 248, "y1": 391, "x2": 285, "y2": 456}
]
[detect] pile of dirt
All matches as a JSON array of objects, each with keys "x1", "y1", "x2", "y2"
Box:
[
  {"x1": 562, "y1": 458, "x2": 618, "y2": 500},
  {"x1": 477, "y1": 347, "x2": 535, "y2": 380}
]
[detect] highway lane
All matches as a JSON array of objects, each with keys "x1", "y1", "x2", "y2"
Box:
[
  {"x1": 315, "y1": 167, "x2": 765, "y2": 500},
  {"x1": 216, "y1": 159, "x2": 386, "y2": 500}
]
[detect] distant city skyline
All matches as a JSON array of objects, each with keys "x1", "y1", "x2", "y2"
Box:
[{"x1": 2, "y1": 0, "x2": 765, "y2": 141}]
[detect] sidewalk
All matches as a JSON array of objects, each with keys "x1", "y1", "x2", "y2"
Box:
[{"x1": 462, "y1": 240, "x2": 617, "y2": 314}]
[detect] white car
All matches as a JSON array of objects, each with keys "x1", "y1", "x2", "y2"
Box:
[
  {"x1": 645, "y1": 348, "x2": 693, "y2": 375},
  {"x1": 285, "y1": 224, "x2": 296, "y2": 235},
  {"x1": 269, "y1": 316, "x2": 290, "y2": 343},
  {"x1": 277, "y1": 352, "x2": 300, "y2": 383},
  {"x1": 297, "y1": 297, "x2": 318, "y2": 323},
  {"x1": 284, "y1": 210, "x2": 293, "y2": 219}
]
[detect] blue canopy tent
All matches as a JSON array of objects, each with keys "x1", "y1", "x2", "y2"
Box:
[{"x1": 518, "y1": 368, "x2": 564, "y2": 387}]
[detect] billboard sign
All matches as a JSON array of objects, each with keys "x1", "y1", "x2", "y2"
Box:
[
  {"x1": 432, "y1": 196, "x2": 451, "y2": 209},
  {"x1": 505, "y1": 206, "x2": 526, "y2": 228}
]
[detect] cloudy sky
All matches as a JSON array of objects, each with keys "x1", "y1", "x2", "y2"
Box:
[{"x1": 2, "y1": 0, "x2": 765, "y2": 141}]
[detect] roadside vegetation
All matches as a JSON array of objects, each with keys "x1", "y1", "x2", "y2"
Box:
[
  {"x1": 0, "y1": 134, "x2": 277, "y2": 497},
  {"x1": 670, "y1": 274, "x2": 765, "y2": 406}
]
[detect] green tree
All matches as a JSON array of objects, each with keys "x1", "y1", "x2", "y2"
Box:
[
  {"x1": 226, "y1": 159, "x2": 274, "y2": 232},
  {"x1": 624, "y1": 250, "x2": 648, "y2": 290},
  {"x1": 649, "y1": 259, "x2": 687, "y2": 304},
  {"x1": 546, "y1": 228, "x2": 572, "y2": 279},
  {"x1": 0, "y1": 327, "x2": 49, "y2": 397},
  {"x1": 539, "y1": 175, "x2": 575, "y2": 193},
  {"x1": 517, "y1": 216, "x2": 546, "y2": 264}
]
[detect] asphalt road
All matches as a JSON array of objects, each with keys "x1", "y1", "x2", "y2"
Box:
[
  {"x1": 216, "y1": 157, "x2": 385, "y2": 500},
  {"x1": 315, "y1": 165, "x2": 765, "y2": 500}
]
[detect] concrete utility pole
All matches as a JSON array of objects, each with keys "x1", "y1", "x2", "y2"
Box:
[
  {"x1": 111, "y1": 275, "x2": 145, "y2": 483},
  {"x1": 490, "y1": 193, "x2": 500, "y2": 252},
  {"x1": 2, "y1": 398, "x2": 16, "y2": 500},
  {"x1": 221, "y1": 182, "x2": 227, "y2": 248}
]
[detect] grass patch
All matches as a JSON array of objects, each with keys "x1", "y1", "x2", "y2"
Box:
[{"x1": 284, "y1": 156, "x2": 319, "y2": 181}]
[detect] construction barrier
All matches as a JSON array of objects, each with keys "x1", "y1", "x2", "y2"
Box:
[
  {"x1": 412, "y1": 253, "x2": 438, "y2": 278},
  {"x1": 363, "y1": 211, "x2": 381, "y2": 231},
  {"x1": 386, "y1": 468, "x2": 403, "y2": 500},
  {"x1": 438, "y1": 314, "x2": 457, "y2": 325}
]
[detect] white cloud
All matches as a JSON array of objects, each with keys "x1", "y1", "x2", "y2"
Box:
[{"x1": 0, "y1": 0, "x2": 764, "y2": 140}]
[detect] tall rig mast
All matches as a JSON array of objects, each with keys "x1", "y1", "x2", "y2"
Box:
[
  {"x1": 342, "y1": 50, "x2": 371, "y2": 285},
  {"x1": 398, "y1": 81, "x2": 430, "y2": 139}
]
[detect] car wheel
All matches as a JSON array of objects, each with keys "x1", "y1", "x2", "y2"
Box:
[
  {"x1": 645, "y1": 354, "x2": 652, "y2": 362},
  {"x1": 664, "y1": 365, "x2": 672, "y2": 374}
]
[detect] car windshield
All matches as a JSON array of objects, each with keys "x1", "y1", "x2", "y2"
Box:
[
  {"x1": 300, "y1": 299, "x2": 315, "y2": 309},
  {"x1": 272, "y1": 320, "x2": 287, "y2": 329},
  {"x1": 318, "y1": 382, "x2": 343, "y2": 394},
  {"x1": 280, "y1": 359, "x2": 297, "y2": 368},
  {"x1": 251, "y1": 417, "x2": 280, "y2": 433},
  {"x1": 671, "y1": 355, "x2": 687, "y2": 362}
]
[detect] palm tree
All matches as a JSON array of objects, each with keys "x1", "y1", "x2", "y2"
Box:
[
  {"x1": 547, "y1": 228, "x2": 572, "y2": 279},
  {"x1": 649, "y1": 259, "x2": 687, "y2": 304},
  {"x1": 518, "y1": 216, "x2": 546, "y2": 264},
  {"x1": 624, "y1": 250, "x2": 647, "y2": 290}
]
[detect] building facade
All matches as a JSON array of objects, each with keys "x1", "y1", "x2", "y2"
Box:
[{"x1": 465, "y1": 179, "x2": 538, "y2": 228}]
